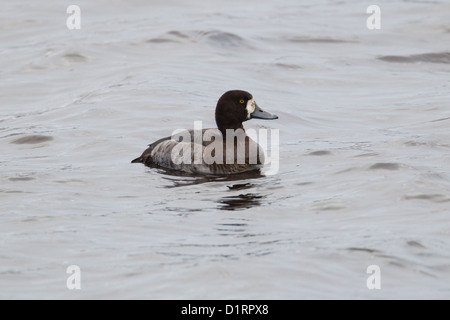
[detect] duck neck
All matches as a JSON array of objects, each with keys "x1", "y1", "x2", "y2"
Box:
[{"x1": 218, "y1": 123, "x2": 245, "y2": 137}]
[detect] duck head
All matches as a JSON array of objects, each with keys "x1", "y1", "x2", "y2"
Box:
[{"x1": 215, "y1": 90, "x2": 278, "y2": 134}]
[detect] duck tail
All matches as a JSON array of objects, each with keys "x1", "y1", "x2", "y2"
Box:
[{"x1": 131, "y1": 156, "x2": 143, "y2": 164}]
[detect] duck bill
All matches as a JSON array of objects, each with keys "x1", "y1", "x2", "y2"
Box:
[{"x1": 250, "y1": 104, "x2": 278, "y2": 120}]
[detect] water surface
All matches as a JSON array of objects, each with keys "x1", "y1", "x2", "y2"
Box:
[{"x1": 1, "y1": 0, "x2": 449, "y2": 299}]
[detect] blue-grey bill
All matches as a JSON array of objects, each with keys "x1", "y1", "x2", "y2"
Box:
[{"x1": 250, "y1": 105, "x2": 278, "y2": 120}]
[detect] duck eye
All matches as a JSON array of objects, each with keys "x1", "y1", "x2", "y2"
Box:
[{"x1": 239, "y1": 99, "x2": 245, "y2": 104}]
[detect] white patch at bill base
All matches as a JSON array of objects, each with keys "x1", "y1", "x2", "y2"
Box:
[{"x1": 246, "y1": 98, "x2": 256, "y2": 118}]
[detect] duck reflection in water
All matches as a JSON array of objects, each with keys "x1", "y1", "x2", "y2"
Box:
[
  {"x1": 154, "y1": 168, "x2": 265, "y2": 211},
  {"x1": 218, "y1": 192, "x2": 265, "y2": 211}
]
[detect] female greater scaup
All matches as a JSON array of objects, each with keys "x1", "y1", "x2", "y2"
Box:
[{"x1": 131, "y1": 90, "x2": 278, "y2": 174}]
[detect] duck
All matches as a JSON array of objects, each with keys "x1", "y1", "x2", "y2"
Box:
[{"x1": 131, "y1": 90, "x2": 278, "y2": 175}]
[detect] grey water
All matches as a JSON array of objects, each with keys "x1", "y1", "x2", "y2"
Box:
[{"x1": 1, "y1": 0, "x2": 449, "y2": 299}]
